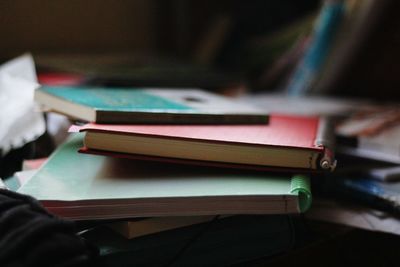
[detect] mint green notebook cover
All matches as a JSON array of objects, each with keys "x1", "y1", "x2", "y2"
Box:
[{"x1": 18, "y1": 134, "x2": 311, "y2": 219}]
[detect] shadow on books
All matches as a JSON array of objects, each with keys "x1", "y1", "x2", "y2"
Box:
[{"x1": 81, "y1": 215, "x2": 304, "y2": 267}]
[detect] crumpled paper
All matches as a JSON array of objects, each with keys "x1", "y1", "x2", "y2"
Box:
[{"x1": 0, "y1": 54, "x2": 45, "y2": 155}]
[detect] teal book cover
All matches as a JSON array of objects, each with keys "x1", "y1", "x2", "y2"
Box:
[
  {"x1": 34, "y1": 86, "x2": 268, "y2": 124},
  {"x1": 17, "y1": 134, "x2": 311, "y2": 220}
]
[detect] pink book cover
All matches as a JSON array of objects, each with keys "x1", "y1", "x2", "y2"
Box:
[
  {"x1": 71, "y1": 114, "x2": 335, "y2": 172},
  {"x1": 74, "y1": 114, "x2": 323, "y2": 150}
]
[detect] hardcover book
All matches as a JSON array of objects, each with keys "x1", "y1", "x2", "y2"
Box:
[
  {"x1": 75, "y1": 114, "x2": 336, "y2": 171},
  {"x1": 17, "y1": 134, "x2": 312, "y2": 220},
  {"x1": 108, "y1": 215, "x2": 221, "y2": 239},
  {"x1": 34, "y1": 86, "x2": 268, "y2": 124}
]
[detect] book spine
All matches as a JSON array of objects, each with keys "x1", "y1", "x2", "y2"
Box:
[{"x1": 290, "y1": 175, "x2": 312, "y2": 213}]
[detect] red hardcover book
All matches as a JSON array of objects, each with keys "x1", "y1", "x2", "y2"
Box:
[{"x1": 74, "y1": 114, "x2": 336, "y2": 171}]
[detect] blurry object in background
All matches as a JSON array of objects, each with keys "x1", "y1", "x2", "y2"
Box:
[
  {"x1": 210, "y1": 0, "x2": 320, "y2": 91},
  {"x1": 38, "y1": 72, "x2": 87, "y2": 86},
  {"x1": 246, "y1": 13, "x2": 316, "y2": 91},
  {"x1": 0, "y1": 54, "x2": 45, "y2": 177},
  {"x1": 306, "y1": 197, "x2": 400, "y2": 236},
  {"x1": 4, "y1": 1, "x2": 323, "y2": 94},
  {"x1": 337, "y1": 107, "x2": 400, "y2": 137},
  {"x1": 363, "y1": 166, "x2": 400, "y2": 182},
  {"x1": 313, "y1": 0, "x2": 381, "y2": 95},
  {"x1": 315, "y1": 0, "x2": 399, "y2": 100},
  {"x1": 285, "y1": 0, "x2": 345, "y2": 96},
  {"x1": 193, "y1": 15, "x2": 233, "y2": 65},
  {"x1": 0, "y1": 1, "x2": 157, "y2": 58},
  {"x1": 337, "y1": 107, "x2": 400, "y2": 164},
  {"x1": 0, "y1": 54, "x2": 45, "y2": 155},
  {"x1": 284, "y1": 0, "x2": 391, "y2": 97},
  {"x1": 215, "y1": 0, "x2": 319, "y2": 68},
  {"x1": 2, "y1": 0, "x2": 398, "y2": 101},
  {"x1": 321, "y1": 175, "x2": 400, "y2": 217},
  {"x1": 34, "y1": 53, "x2": 245, "y2": 93},
  {"x1": 237, "y1": 92, "x2": 372, "y2": 116}
]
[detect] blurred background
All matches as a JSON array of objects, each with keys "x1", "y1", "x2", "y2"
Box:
[{"x1": 0, "y1": 0, "x2": 399, "y2": 99}]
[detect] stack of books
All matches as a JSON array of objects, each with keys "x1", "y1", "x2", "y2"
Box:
[{"x1": 18, "y1": 85, "x2": 336, "y2": 264}]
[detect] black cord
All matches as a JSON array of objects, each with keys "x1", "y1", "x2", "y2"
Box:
[{"x1": 164, "y1": 215, "x2": 221, "y2": 267}]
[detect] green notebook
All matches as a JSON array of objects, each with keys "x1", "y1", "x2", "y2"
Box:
[
  {"x1": 18, "y1": 134, "x2": 311, "y2": 220},
  {"x1": 34, "y1": 86, "x2": 268, "y2": 124}
]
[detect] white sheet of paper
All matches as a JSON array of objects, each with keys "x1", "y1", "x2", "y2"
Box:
[{"x1": 0, "y1": 54, "x2": 45, "y2": 155}]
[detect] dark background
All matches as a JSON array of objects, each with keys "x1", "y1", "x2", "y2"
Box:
[{"x1": 0, "y1": 0, "x2": 399, "y2": 99}]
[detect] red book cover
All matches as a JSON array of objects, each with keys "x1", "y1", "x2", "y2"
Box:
[{"x1": 73, "y1": 114, "x2": 336, "y2": 171}]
